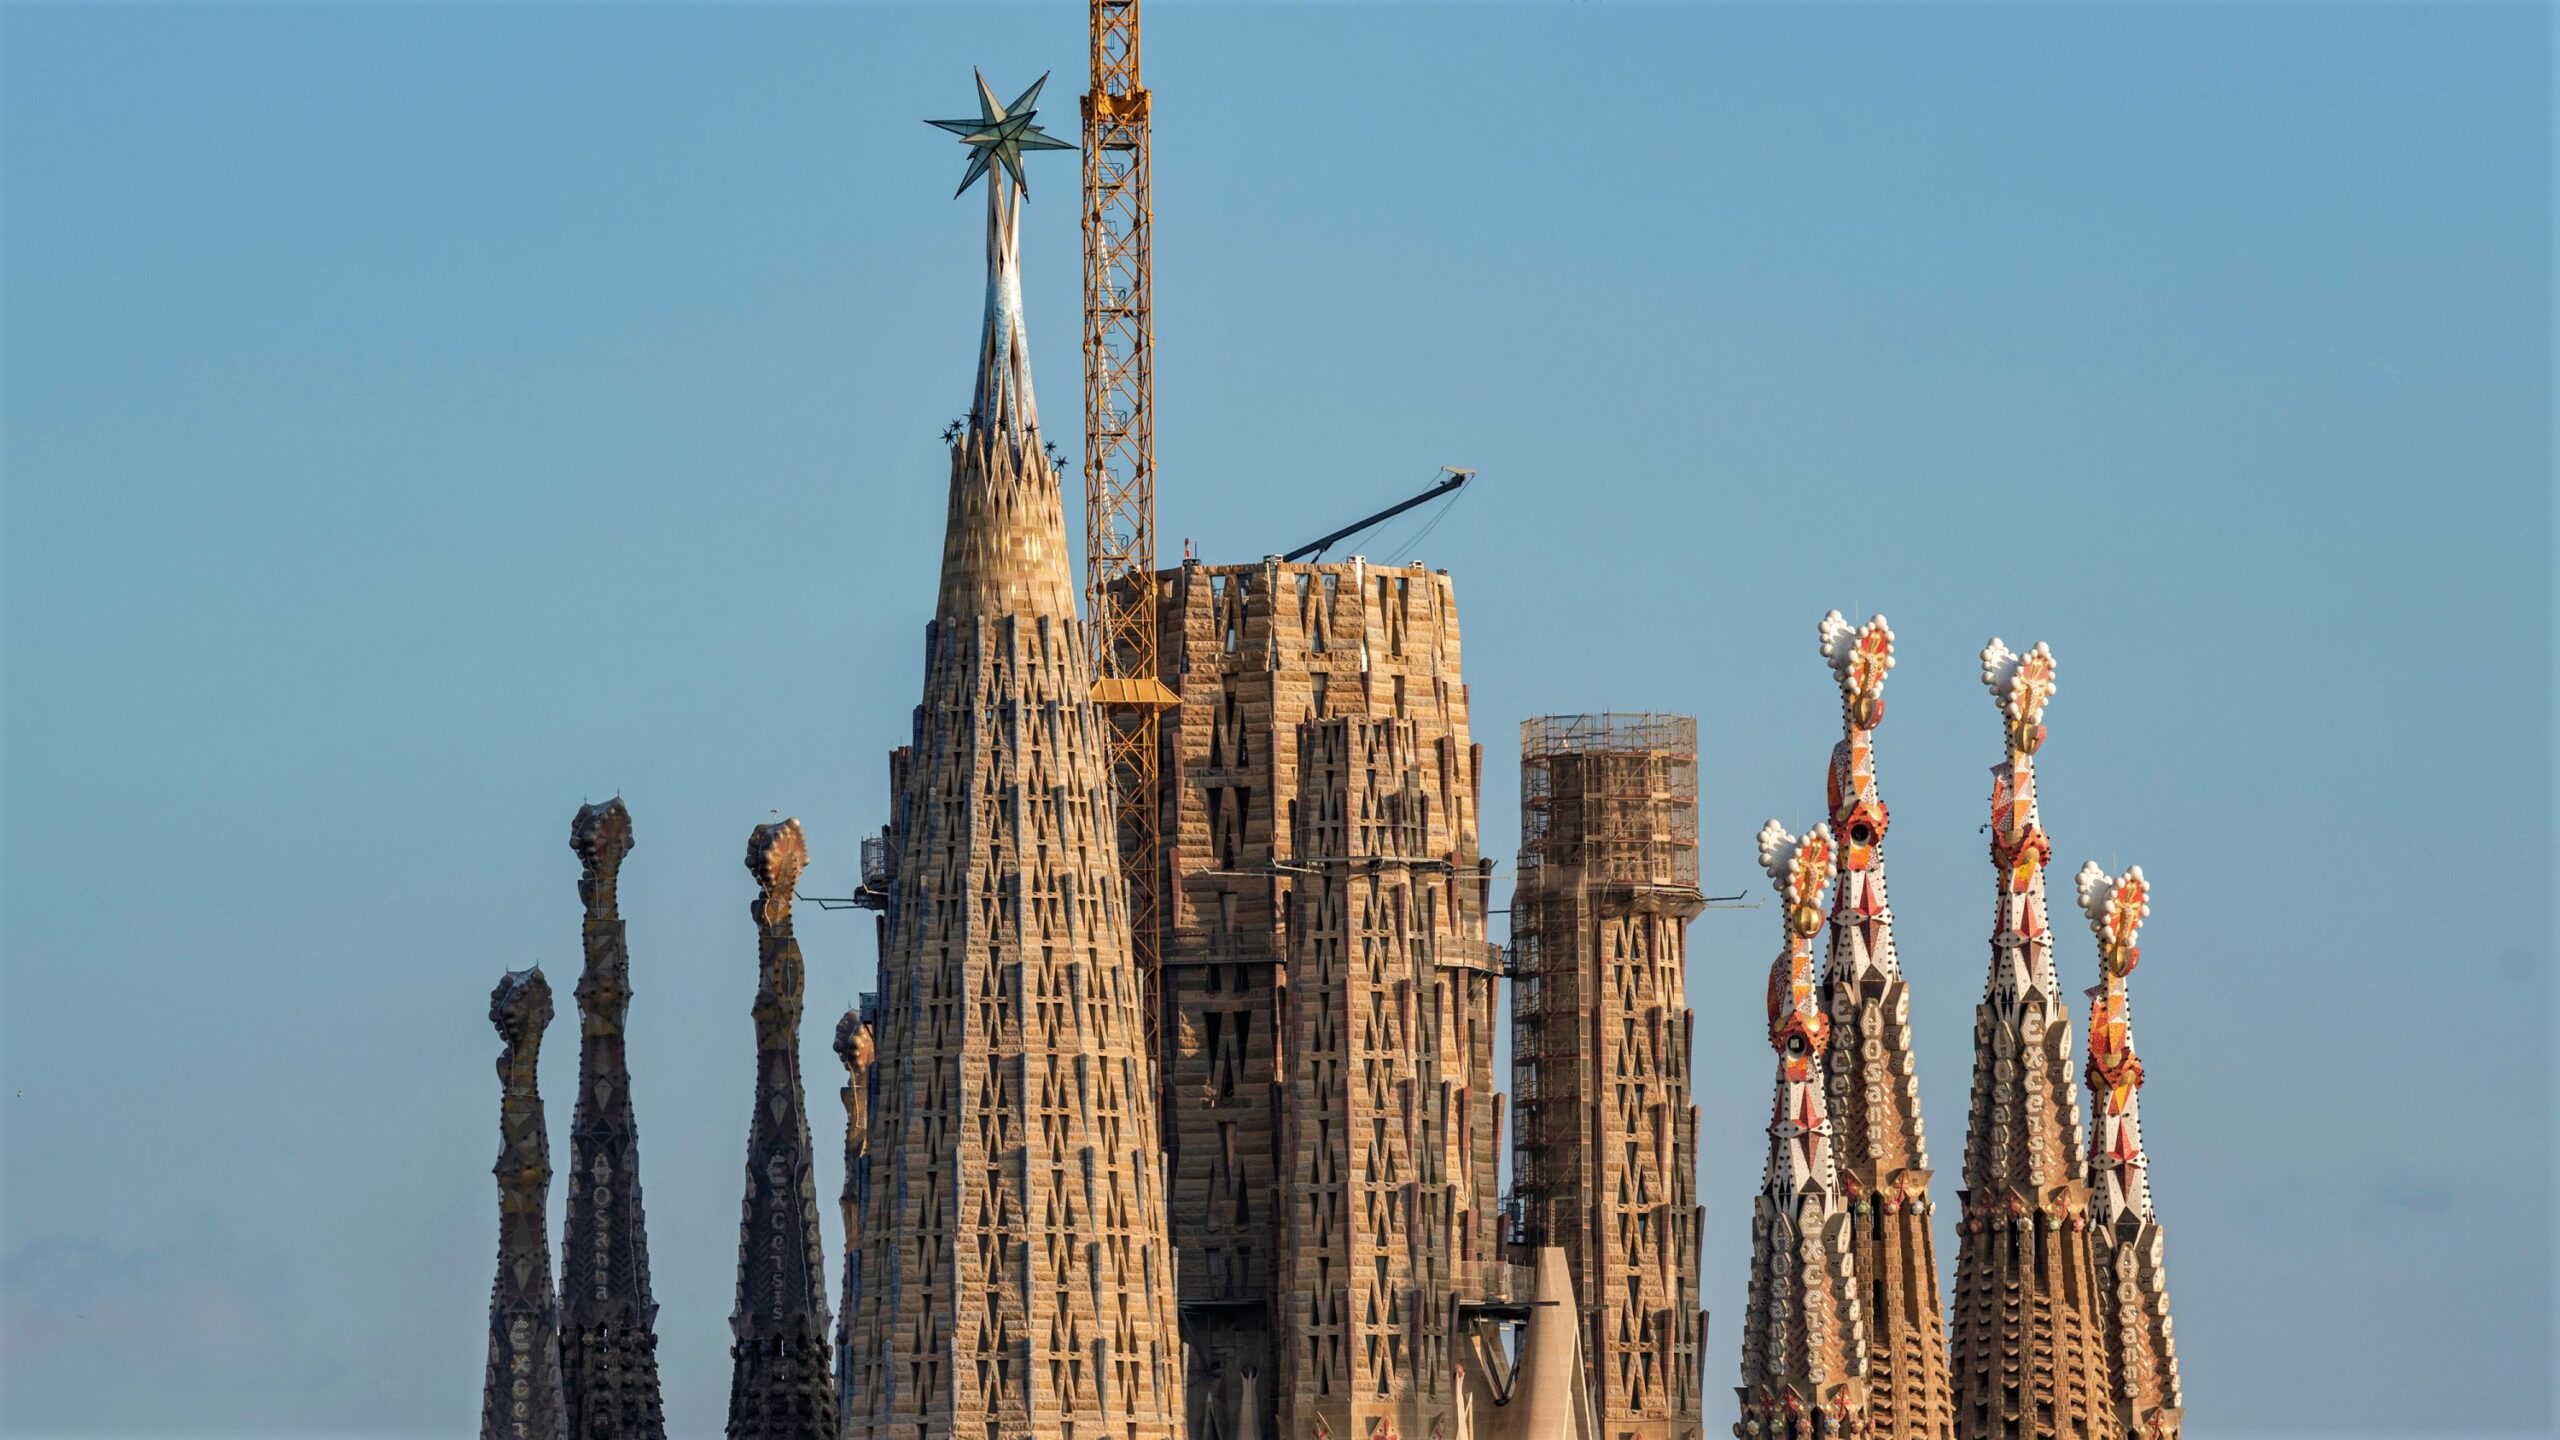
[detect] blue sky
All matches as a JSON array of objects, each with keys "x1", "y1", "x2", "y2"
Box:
[{"x1": 3, "y1": 3, "x2": 2550, "y2": 1435}]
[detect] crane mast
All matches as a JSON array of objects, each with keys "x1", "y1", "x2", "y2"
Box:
[{"x1": 1082, "y1": 0, "x2": 1174, "y2": 1070}]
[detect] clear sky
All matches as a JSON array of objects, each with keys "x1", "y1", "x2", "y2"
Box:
[{"x1": 3, "y1": 3, "x2": 2550, "y2": 1436}]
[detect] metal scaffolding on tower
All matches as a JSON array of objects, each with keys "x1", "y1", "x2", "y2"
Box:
[{"x1": 1082, "y1": 0, "x2": 1177, "y2": 1073}]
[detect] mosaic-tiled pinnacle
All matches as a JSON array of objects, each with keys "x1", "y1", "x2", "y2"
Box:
[
  {"x1": 1815, "y1": 614, "x2": 1953, "y2": 1440},
  {"x1": 1737, "y1": 821, "x2": 1868, "y2": 1439},
  {"x1": 484, "y1": 968, "x2": 569, "y2": 1440},
  {"x1": 726, "y1": 822, "x2": 838, "y2": 1440},
  {"x1": 1949, "y1": 641, "x2": 2111, "y2": 1440},
  {"x1": 2074, "y1": 865, "x2": 2184, "y2": 1440},
  {"x1": 560, "y1": 800, "x2": 666, "y2": 1440}
]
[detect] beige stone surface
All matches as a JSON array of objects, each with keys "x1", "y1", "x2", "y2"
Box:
[
  {"x1": 840, "y1": 429, "x2": 1183, "y2": 1440},
  {"x1": 1152, "y1": 559, "x2": 1501, "y2": 1440}
]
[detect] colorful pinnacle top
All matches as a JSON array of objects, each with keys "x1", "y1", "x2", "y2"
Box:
[
  {"x1": 1821, "y1": 611, "x2": 1895, "y2": 877},
  {"x1": 2076, "y1": 860, "x2": 2149, "y2": 981},
  {"x1": 1982, "y1": 638, "x2": 2058, "y2": 915},
  {"x1": 1758, "y1": 820, "x2": 1837, "y2": 1081},
  {"x1": 1981, "y1": 637, "x2": 2057, "y2": 757},
  {"x1": 2077, "y1": 861, "x2": 2154, "y2": 1224},
  {"x1": 1822, "y1": 609, "x2": 1895, "y2": 732},
  {"x1": 1964, "y1": 636, "x2": 2088, "y2": 1200},
  {"x1": 926, "y1": 70, "x2": 1075, "y2": 200}
]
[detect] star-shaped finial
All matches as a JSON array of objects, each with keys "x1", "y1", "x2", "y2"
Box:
[{"x1": 927, "y1": 70, "x2": 1075, "y2": 199}]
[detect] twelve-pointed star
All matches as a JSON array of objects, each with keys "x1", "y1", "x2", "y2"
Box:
[{"x1": 927, "y1": 70, "x2": 1075, "y2": 198}]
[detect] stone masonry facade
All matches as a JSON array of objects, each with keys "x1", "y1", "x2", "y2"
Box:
[{"x1": 1152, "y1": 558, "x2": 1502, "y2": 1440}]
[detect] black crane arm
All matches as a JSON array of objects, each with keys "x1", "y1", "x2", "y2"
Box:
[{"x1": 1282, "y1": 468, "x2": 1473, "y2": 563}]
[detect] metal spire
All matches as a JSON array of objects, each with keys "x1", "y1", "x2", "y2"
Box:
[{"x1": 927, "y1": 71, "x2": 1073, "y2": 452}]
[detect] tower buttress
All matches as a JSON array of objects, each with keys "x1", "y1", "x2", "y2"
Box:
[
  {"x1": 1948, "y1": 640, "x2": 2112, "y2": 1440},
  {"x1": 483, "y1": 968, "x2": 569, "y2": 1440},
  {"x1": 1815, "y1": 614, "x2": 1953, "y2": 1440},
  {"x1": 1736, "y1": 820, "x2": 1869, "y2": 1440},
  {"x1": 2074, "y1": 864, "x2": 2184, "y2": 1440}
]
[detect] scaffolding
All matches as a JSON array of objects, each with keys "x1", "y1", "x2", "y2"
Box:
[
  {"x1": 1508, "y1": 714, "x2": 1706, "y2": 1438},
  {"x1": 1511, "y1": 714, "x2": 1699, "y2": 1233},
  {"x1": 1516, "y1": 713, "x2": 1700, "y2": 892}
]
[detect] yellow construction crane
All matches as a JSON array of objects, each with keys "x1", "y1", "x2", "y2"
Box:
[{"x1": 1082, "y1": 0, "x2": 1177, "y2": 1067}]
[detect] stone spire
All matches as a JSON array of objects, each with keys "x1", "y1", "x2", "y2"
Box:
[
  {"x1": 2073, "y1": 864, "x2": 2184, "y2": 1440},
  {"x1": 841, "y1": 79, "x2": 1183, "y2": 1437},
  {"x1": 559, "y1": 800, "x2": 666, "y2": 1440},
  {"x1": 726, "y1": 821, "x2": 838, "y2": 1439},
  {"x1": 483, "y1": 968, "x2": 569, "y2": 1440},
  {"x1": 1814, "y1": 614, "x2": 1954, "y2": 1440},
  {"x1": 1737, "y1": 820, "x2": 1869, "y2": 1440},
  {"x1": 1948, "y1": 641, "x2": 2112, "y2": 1440}
]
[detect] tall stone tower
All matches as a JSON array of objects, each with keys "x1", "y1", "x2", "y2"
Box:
[
  {"x1": 1948, "y1": 641, "x2": 2112, "y2": 1440},
  {"x1": 1734, "y1": 822, "x2": 1868, "y2": 1440},
  {"x1": 1813, "y1": 615, "x2": 1953, "y2": 1440},
  {"x1": 1150, "y1": 556, "x2": 1501, "y2": 1440},
  {"x1": 1272, "y1": 713, "x2": 1498, "y2": 1440},
  {"x1": 839, "y1": 74, "x2": 1184, "y2": 1440},
  {"x1": 2072, "y1": 865, "x2": 2183, "y2": 1440},
  {"x1": 483, "y1": 968, "x2": 569, "y2": 1440},
  {"x1": 726, "y1": 821, "x2": 838, "y2": 1439},
  {"x1": 1510, "y1": 713, "x2": 1706, "y2": 1440},
  {"x1": 559, "y1": 800, "x2": 668, "y2": 1440}
]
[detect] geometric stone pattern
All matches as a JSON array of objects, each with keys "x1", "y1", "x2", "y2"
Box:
[
  {"x1": 1152, "y1": 557, "x2": 1500, "y2": 1440},
  {"x1": 725, "y1": 821, "x2": 839, "y2": 1440},
  {"x1": 1949, "y1": 641, "x2": 2112, "y2": 1440},
  {"x1": 1813, "y1": 616, "x2": 1953, "y2": 1440},
  {"x1": 484, "y1": 967, "x2": 569, "y2": 1440},
  {"x1": 561, "y1": 799, "x2": 669, "y2": 1440},
  {"x1": 1735, "y1": 822, "x2": 1868, "y2": 1440},
  {"x1": 1510, "y1": 713, "x2": 1706, "y2": 1440},
  {"x1": 841, "y1": 168, "x2": 1182, "y2": 1439},
  {"x1": 1275, "y1": 714, "x2": 1498, "y2": 1440},
  {"x1": 2072, "y1": 865, "x2": 2183, "y2": 1440}
]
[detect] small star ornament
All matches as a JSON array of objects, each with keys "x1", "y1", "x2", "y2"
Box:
[{"x1": 927, "y1": 70, "x2": 1075, "y2": 198}]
